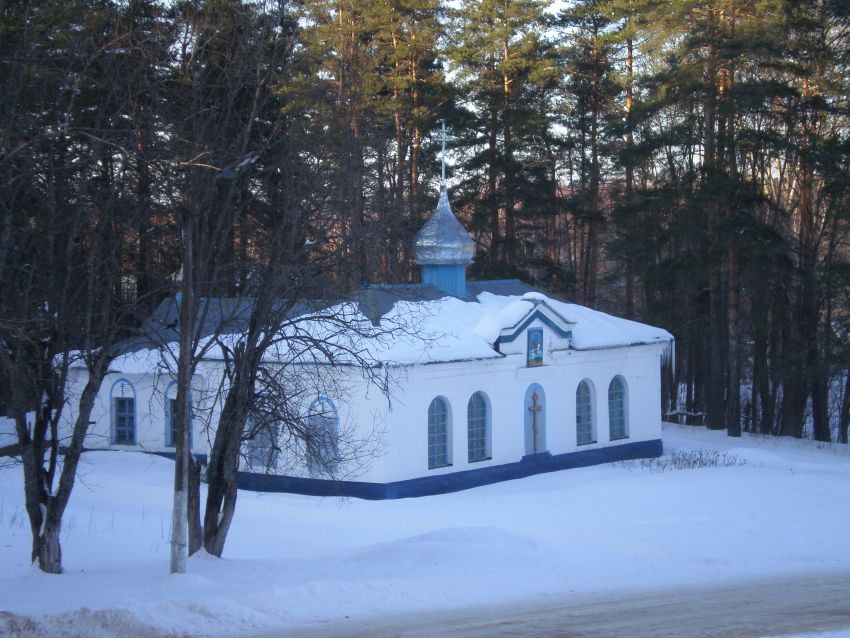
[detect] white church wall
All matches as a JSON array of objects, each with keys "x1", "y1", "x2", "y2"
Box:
[
  {"x1": 379, "y1": 359, "x2": 511, "y2": 483},
  {"x1": 60, "y1": 367, "x2": 211, "y2": 456},
  {"x1": 380, "y1": 339, "x2": 664, "y2": 484},
  {"x1": 243, "y1": 364, "x2": 390, "y2": 484},
  {"x1": 58, "y1": 326, "x2": 665, "y2": 493},
  {"x1": 544, "y1": 344, "x2": 663, "y2": 449}
]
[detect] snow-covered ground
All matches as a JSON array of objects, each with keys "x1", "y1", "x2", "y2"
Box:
[{"x1": 1, "y1": 423, "x2": 849, "y2": 637}]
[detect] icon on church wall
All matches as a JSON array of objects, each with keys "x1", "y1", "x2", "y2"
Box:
[{"x1": 527, "y1": 328, "x2": 543, "y2": 367}]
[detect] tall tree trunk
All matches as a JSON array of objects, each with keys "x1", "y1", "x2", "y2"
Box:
[
  {"x1": 703, "y1": 14, "x2": 725, "y2": 430},
  {"x1": 202, "y1": 384, "x2": 248, "y2": 558},
  {"x1": 170, "y1": 221, "x2": 193, "y2": 574},
  {"x1": 392, "y1": 35, "x2": 406, "y2": 206},
  {"x1": 487, "y1": 40, "x2": 500, "y2": 266},
  {"x1": 624, "y1": 35, "x2": 635, "y2": 317},
  {"x1": 134, "y1": 104, "x2": 154, "y2": 308},
  {"x1": 726, "y1": 244, "x2": 741, "y2": 436},
  {"x1": 751, "y1": 280, "x2": 773, "y2": 434},
  {"x1": 409, "y1": 51, "x2": 420, "y2": 236},
  {"x1": 502, "y1": 30, "x2": 515, "y2": 268},
  {"x1": 707, "y1": 263, "x2": 725, "y2": 430},
  {"x1": 188, "y1": 455, "x2": 202, "y2": 555},
  {"x1": 586, "y1": 38, "x2": 601, "y2": 308},
  {"x1": 840, "y1": 366, "x2": 850, "y2": 444},
  {"x1": 721, "y1": 17, "x2": 741, "y2": 437},
  {"x1": 26, "y1": 361, "x2": 110, "y2": 573},
  {"x1": 203, "y1": 353, "x2": 256, "y2": 558},
  {"x1": 779, "y1": 282, "x2": 807, "y2": 438}
]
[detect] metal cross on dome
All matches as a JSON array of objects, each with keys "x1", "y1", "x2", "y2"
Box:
[{"x1": 436, "y1": 119, "x2": 454, "y2": 188}]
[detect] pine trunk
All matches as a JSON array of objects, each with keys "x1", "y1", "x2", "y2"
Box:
[
  {"x1": 703, "y1": 19, "x2": 724, "y2": 431},
  {"x1": 840, "y1": 367, "x2": 850, "y2": 444},
  {"x1": 587, "y1": 38, "x2": 601, "y2": 308},
  {"x1": 726, "y1": 247, "x2": 741, "y2": 437},
  {"x1": 722, "y1": 27, "x2": 741, "y2": 437},
  {"x1": 488, "y1": 41, "x2": 500, "y2": 266},
  {"x1": 502, "y1": 31, "x2": 515, "y2": 268},
  {"x1": 624, "y1": 36, "x2": 635, "y2": 317}
]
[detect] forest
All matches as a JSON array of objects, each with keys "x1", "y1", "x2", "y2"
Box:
[{"x1": 2, "y1": 0, "x2": 849, "y2": 451}]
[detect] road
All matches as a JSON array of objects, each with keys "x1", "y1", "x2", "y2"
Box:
[{"x1": 243, "y1": 572, "x2": 850, "y2": 638}]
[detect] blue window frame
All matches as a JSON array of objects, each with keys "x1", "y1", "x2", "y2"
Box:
[
  {"x1": 167, "y1": 398, "x2": 177, "y2": 447},
  {"x1": 576, "y1": 380, "x2": 595, "y2": 445},
  {"x1": 428, "y1": 397, "x2": 450, "y2": 469},
  {"x1": 307, "y1": 397, "x2": 339, "y2": 474},
  {"x1": 165, "y1": 399, "x2": 194, "y2": 449},
  {"x1": 467, "y1": 392, "x2": 489, "y2": 462},
  {"x1": 608, "y1": 376, "x2": 628, "y2": 440},
  {"x1": 110, "y1": 379, "x2": 136, "y2": 445},
  {"x1": 246, "y1": 419, "x2": 279, "y2": 471}
]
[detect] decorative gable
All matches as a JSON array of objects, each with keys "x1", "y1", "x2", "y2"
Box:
[{"x1": 489, "y1": 300, "x2": 574, "y2": 360}]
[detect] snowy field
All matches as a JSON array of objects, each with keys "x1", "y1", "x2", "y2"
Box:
[{"x1": 1, "y1": 423, "x2": 849, "y2": 637}]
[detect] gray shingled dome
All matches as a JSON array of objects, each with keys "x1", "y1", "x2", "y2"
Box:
[{"x1": 413, "y1": 188, "x2": 475, "y2": 265}]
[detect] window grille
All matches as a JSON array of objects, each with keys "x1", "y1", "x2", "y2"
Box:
[
  {"x1": 308, "y1": 398, "x2": 339, "y2": 474},
  {"x1": 246, "y1": 419, "x2": 279, "y2": 471},
  {"x1": 166, "y1": 397, "x2": 193, "y2": 449},
  {"x1": 428, "y1": 397, "x2": 449, "y2": 469},
  {"x1": 467, "y1": 393, "x2": 488, "y2": 462},
  {"x1": 114, "y1": 396, "x2": 135, "y2": 444},
  {"x1": 576, "y1": 381, "x2": 594, "y2": 445},
  {"x1": 608, "y1": 377, "x2": 627, "y2": 440}
]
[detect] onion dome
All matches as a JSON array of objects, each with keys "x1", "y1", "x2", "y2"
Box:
[{"x1": 413, "y1": 187, "x2": 475, "y2": 266}]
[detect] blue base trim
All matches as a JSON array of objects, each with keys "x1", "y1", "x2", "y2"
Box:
[
  {"x1": 237, "y1": 439, "x2": 663, "y2": 500},
  {"x1": 152, "y1": 450, "x2": 209, "y2": 465},
  {"x1": 521, "y1": 451, "x2": 552, "y2": 463}
]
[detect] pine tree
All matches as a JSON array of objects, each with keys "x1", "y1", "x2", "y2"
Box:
[{"x1": 450, "y1": 0, "x2": 559, "y2": 281}]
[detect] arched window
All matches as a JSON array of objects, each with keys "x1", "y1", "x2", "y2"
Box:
[
  {"x1": 524, "y1": 384, "x2": 547, "y2": 455},
  {"x1": 467, "y1": 392, "x2": 490, "y2": 462},
  {"x1": 576, "y1": 380, "x2": 595, "y2": 445},
  {"x1": 245, "y1": 417, "x2": 279, "y2": 471},
  {"x1": 110, "y1": 378, "x2": 136, "y2": 445},
  {"x1": 428, "y1": 397, "x2": 450, "y2": 469},
  {"x1": 164, "y1": 381, "x2": 193, "y2": 449},
  {"x1": 608, "y1": 376, "x2": 628, "y2": 440},
  {"x1": 308, "y1": 397, "x2": 339, "y2": 474}
]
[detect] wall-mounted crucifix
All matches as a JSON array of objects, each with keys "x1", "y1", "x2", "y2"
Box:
[{"x1": 528, "y1": 391, "x2": 542, "y2": 453}]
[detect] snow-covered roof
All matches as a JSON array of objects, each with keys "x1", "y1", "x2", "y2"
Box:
[
  {"x1": 104, "y1": 281, "x2": 673, "y2": 373},
  {"x1": 357, "y1": 288, "x2": 672, "y2": 365}
]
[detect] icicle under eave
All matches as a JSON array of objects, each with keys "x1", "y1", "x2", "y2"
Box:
[
  {"x1": 660, "y1": 337, "x2": 678, "y2": 423},
  {"x1": 661, "y1": 338, "x2": 675, "y2": 376}
]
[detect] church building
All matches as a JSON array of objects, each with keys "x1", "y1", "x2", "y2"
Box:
[{"x1": 59, "y1": 142, "x2": 672, "y2": 500}]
